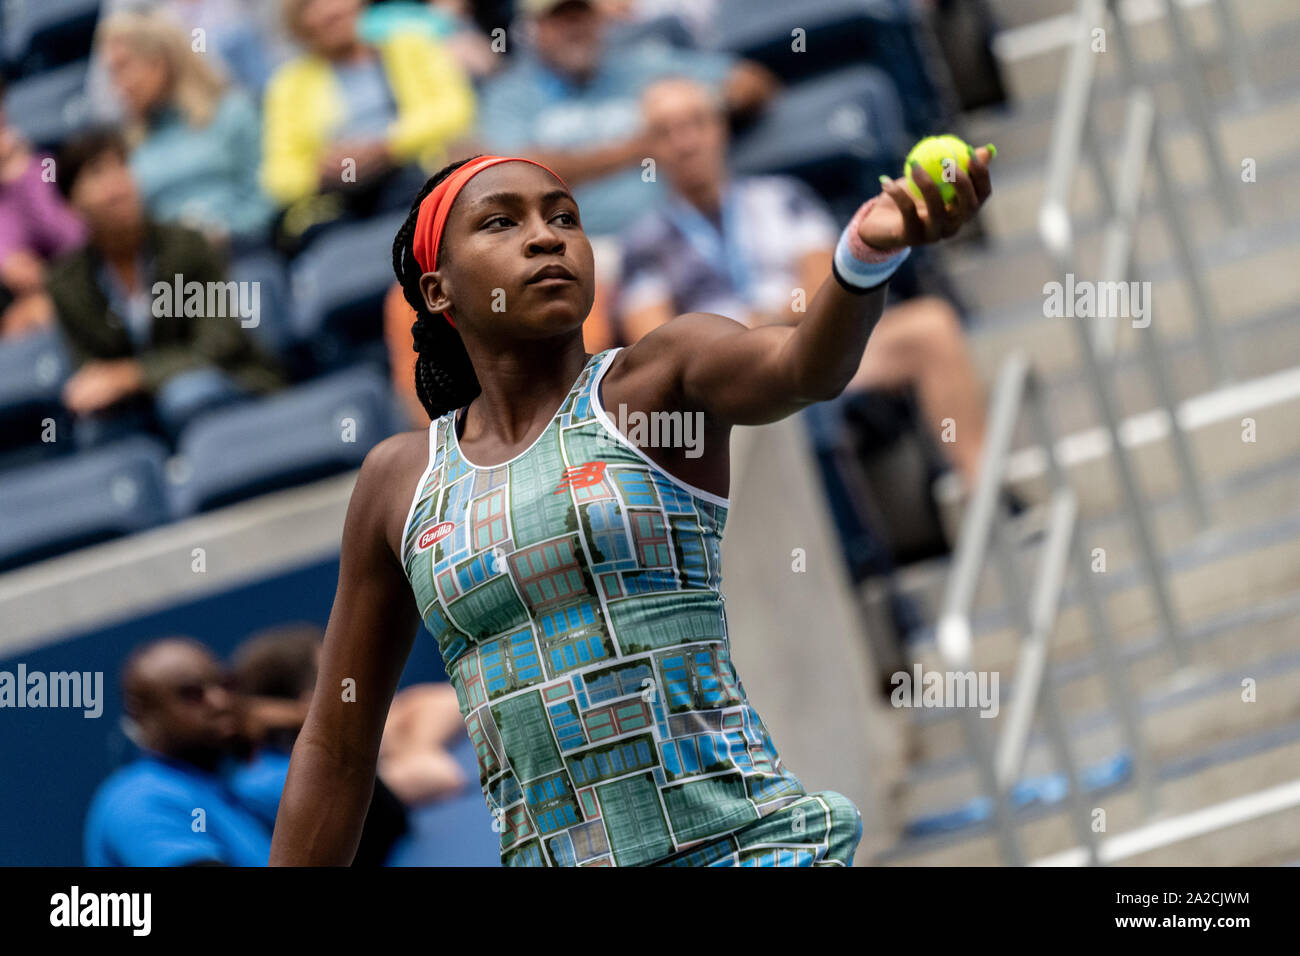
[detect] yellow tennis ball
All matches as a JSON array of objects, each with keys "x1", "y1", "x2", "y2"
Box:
[{"x1": 904, "y1": 134, "x2": 975, "y2": 205}]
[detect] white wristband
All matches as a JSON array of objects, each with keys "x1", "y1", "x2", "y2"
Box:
[{"x1": 833, "y1": 227, "x2": 911, "y2": 291}]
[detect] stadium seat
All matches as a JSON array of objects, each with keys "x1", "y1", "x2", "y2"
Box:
[
  {"x1": 229, "y1": 250, "x2": 294, "y2": 359},
  {"x1": 3, "y1": 58, "x2": 94, "y2": 152},
  {"x1": 729, "y1": 65, "x2": 910, "y2": 222},
  {"x1": 1, "y1": 0, "x2": 99, "y2": 78},
  {"x1": 289, "y1": 212, "x2": 407, "y2": 365},
  {"x1": 0, "y1": 326, "x2": 74, "y2": 461},
  {"x1": 0, "y1": 435, "x2": 170, "y2": 571},
  {"x1": 714, "y1": 0, "x2": 953, "y2": 140},
  {"x1": 606, "y1": 13, "x2": 697, "y2": 51},
  {"x1": 167, "y1": 366, "x2": 401, "y2": 516}
]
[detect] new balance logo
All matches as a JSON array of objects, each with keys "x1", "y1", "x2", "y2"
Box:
[{"x1": 555, "y1": 461, "x2": 606, "y2": 494}]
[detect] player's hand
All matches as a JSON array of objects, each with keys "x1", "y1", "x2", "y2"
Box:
[{"x1": 857, "y1": 145, "x2": 994, "y2": 252}]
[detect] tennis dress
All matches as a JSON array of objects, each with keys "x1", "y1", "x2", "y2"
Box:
[{"x1": 399, "y1": 347, "x2": 862, "y2": 866}]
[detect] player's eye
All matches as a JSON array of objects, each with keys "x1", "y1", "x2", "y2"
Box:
[
  {"x1": 553, "y1": 211, "x2": 578, "y2": 226},
  {"x1": 484, "y1": 215, "x2": 513, "y2": 229}
]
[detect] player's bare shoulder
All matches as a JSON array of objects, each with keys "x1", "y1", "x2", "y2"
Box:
[{"x1": 352, "y1": 427, "x2": 434, "y2": 561}]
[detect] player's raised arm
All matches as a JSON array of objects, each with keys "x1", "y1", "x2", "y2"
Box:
[
  {"x1": 269, "y1": 437, "x2": 422, "y2": 865},
  {"x1": 629, "y1": 145, "x2": 993, "y2": 427}
]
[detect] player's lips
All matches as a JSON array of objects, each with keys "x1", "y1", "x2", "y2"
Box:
[{"x1": 525, "y1": 264, "x2": 577, "y2": 285}]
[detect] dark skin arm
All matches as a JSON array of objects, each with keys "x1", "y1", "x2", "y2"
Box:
[
  {"x1": 270, "y1": 156, "x2": 991, "y2": 864},
  {"x1": 603, "y1": 152, "x2": 993, "y2": 496},
  {"x1": 269, "y1": 433, "x2": 425, "y2": 865}
]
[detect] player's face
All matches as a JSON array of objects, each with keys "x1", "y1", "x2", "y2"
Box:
[{"x1": 424, "y1": 162, "x2": 595, "y2": 339}]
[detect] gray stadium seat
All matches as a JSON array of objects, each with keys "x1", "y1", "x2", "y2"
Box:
[
  {"x1": 3, "y1": 58, "x2": 94, "y2": 151},
  {"x1": 730, "y1": 65, "x2": 909, "y2": 220},
  {"x1": 0, "y1": 327, "x2": 74, "y2": 460},
  {"x1": 167, "y1": 366, "x2": 401, "y2": 515},
  {"x1": 2, "y1": 0, "x2": 100, "y2": 77},
  {"x1": 289, "y1": 212, "x2": 406, "y2": 360},
  {"x1": 0, "y1": 435, "x2": 170, "y2": 570},
  {"x1": 714, "y1": 0, "x2": 952, "y2": 139}
]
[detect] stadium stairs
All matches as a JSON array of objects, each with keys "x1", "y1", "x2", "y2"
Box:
[{"x1": 872, "y1": 0, "x2": 1300, "y2": 866}]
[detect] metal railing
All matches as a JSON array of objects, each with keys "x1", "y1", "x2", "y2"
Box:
[
  {"x1": 935, "y1": 353, "x2": 1157, "y2": 866},
  {"x1": 1036, "y1": 0, "x2": 1256, "y2": 669},
  {"x1": 938, "y1": 0, "x2": 1259, "y2": 866}
]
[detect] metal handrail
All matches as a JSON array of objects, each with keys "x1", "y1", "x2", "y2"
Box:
[
  {"x1": 1034, "y1": 0, "x2": 1265, "y2": 668},
  {"x1": 935, "y1": 352, "x2": 1157, "y2": 865}
]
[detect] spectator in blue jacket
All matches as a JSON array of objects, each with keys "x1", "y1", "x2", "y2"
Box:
[{"x1": 84, "y1": 638, "x2": 272, "y2": 866}]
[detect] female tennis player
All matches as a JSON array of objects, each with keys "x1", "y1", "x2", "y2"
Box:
[{"x1": 270, "y1": 148, "x2": 993, "y2": 867}]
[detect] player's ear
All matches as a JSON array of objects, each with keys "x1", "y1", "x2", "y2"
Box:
[{"x1": 420, "y1": 272, "x2": 452, "y2": 315}]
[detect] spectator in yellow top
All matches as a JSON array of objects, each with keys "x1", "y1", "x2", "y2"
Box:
[{"x1": 262, "y1": 0, "x2": 476, "y2": 255}]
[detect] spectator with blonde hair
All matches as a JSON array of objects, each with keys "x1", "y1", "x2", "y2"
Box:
[
  {"x1": 262, "y1": 0, "x2": 476, "y2": 255},
  {"x1": 98, "y1": 9, "x2": 274, "y2": 249}
]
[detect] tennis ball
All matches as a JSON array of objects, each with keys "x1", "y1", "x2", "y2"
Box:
[{"x1": 904, "y1": 134, "x2": 976, "y2": 205}]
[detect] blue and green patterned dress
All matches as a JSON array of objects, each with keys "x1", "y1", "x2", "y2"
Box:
[{"x1": 399, "y1": 347, "x2": 862, "y2": 866}]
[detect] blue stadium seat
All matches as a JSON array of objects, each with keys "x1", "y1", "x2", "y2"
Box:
[
  {"x1": 0, "y1": 435, "x2": 170, "y2": 571},
  {"x1": 2, "y1": 0, "x2": 99, "y2": 77},
  {"x1": 229, "y1": 251, "x2": 294, "y2": 358},
  {"x1": 0, "y1": 327, "x2": 74, "y2": 460},
  {"x1": 606, "y1": 14, "x2": 697, "y2": 51},
  {"x1": 3, "y1": 58, "x2": 94, "y2": 151},
  {"x1": 289, "y1": 212, "x2": 406, "y2": 364},
  {"x1": 714, "y1": 0, "x2": 952, "y2": 140},
  {"x1": 730, "y1": 65, "x2": 910, "y2": 221},
  {"x1": 167, "y1": 366, "x2": 401, "y2": 516}
]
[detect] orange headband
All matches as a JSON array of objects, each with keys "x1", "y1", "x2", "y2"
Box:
[{"x1": 411, "y1": 155, "x2": 569, "y2": 328}]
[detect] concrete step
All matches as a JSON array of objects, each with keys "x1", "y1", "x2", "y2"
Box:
[
  {"x1": 880, "y1": 733, "x2": 1300, "y2": 865},
  {"x1": 897, "y1": 605, "x2": 1300, "y2": 805},
  {"x1": 941, "y1": 117, "x2": 1300, "y2": 316},
  {"x1": 906, "y1": 476, "x2": 1300, "y2": 666},
  {"x1": 992, "y1": 0, "x2": 1298, "y2": 106}
]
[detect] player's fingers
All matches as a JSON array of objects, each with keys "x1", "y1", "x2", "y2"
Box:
[
  {"x1": 879, "y1": 175, "x2": 925, "y2": 242},
  {"x1": 969, "y1": 145, "x2": 995, "y2": 203},
  {"x1": 908, "y1": 163, "x2": 946, "y2": 241},
  {"x1": 951, "y1": 166, "x2": 979, "y2": 222}
]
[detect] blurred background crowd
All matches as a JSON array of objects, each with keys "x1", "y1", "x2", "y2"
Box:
[
  {"x1": 0, "y1": 0, "x2": 1012, "y2": 865},
  {"x1": 4, "y1": 0, "x2": 1297, "y2": 870},
  {"x1": 0, "y1": 0, "x2": 1006, "y2": 630}
]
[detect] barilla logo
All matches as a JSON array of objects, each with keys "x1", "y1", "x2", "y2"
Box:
[{"x1": 416, "y1": 521, "x2": 455, "y2": 552}]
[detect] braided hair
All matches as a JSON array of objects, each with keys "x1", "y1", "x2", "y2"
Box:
[{"x1": 391, "y1": 156, "x2": 483, "y2": 421}]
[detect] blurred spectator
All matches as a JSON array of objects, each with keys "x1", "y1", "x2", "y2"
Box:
[
  {"x1": 359, "y1": 0, "x2": 502, "y2": 80},
  {"x1": 48, "y1": 129, "x2": 284, "y2": 449},
  {"x1": 87, "y1": 0, "x2": 296, "y2": 122},
  {"x1": 227, "y1": 623, "x2": 412, "y2": 866},
  {"x1": 479, "y1": 0, "x2": 775, "y2": 239},
  {"x1": 0, "y1": 77, "x2": 88, "y2": 340},
  {"x1": 263, "y1": 0, "x2": 476, "y2": 255},
  {"x1": 84, "y1": 638, "x2": 272, "y2": 866},
  {"x1": 98, "y1": 10, "x2": 275, "y2": 251},
  {"x1": 619, "y1": 76, "x2": 989, "y2": 486}
]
